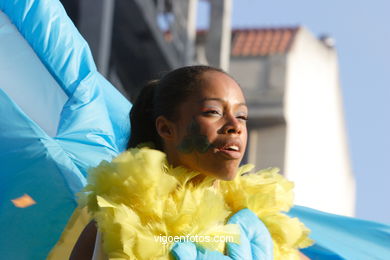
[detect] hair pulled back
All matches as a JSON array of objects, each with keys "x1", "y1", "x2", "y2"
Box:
[{"x1": 127, "y1": 65, "x2": 226, "y2": 150}]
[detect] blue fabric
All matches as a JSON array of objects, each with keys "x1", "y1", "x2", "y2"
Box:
[
  {"x1": 171, "y1": 208, "x2": 273, "y2": 260},
  {"x1": 1, "y1": 0, "x2": 390, "y2": 259},
  {"x1": 0, "y1": 0, "x2": 131, "y2": 259},
  {"x1": 290, "y1": 205, "x2": 390, "y2": 260}
]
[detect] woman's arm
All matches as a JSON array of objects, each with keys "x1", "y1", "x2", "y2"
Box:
[{"x1": 70, "y1": 220, "x2": 97, "y2": 260}]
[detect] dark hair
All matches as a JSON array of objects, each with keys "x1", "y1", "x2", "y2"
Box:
[{"x1": 127, "y1": 65, "x2": 227, "y2": 150}]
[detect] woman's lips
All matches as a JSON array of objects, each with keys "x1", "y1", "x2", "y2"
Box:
[
  {"x1": 216, "y1": 148, "x2": 242, "y2": 159},
  {"x1": 214, "y1": 144, "x2": 242, "y2": 159}
]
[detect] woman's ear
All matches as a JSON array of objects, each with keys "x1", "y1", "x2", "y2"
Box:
[{"x1": 155, "y1": 116, "x2": 176, "y2": 141}]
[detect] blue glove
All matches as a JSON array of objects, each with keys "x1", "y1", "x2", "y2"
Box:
[
  {"x1": 171, "y1": 242, "x2": 231, "y2": 260},
  {"x1": 171, "y1": 208, "x2": 273, "y2": 260}
]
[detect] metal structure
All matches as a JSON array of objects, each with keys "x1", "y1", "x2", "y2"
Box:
[{"x1": 60, "y1": 0, "x2": 232, "y2": 101}]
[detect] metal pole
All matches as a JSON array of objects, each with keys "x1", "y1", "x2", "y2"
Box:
[
  {"x1": 79, "y1": 0, "x2": 115, "y2": 76},
  {"x1": 206, "y1": 0, "x2": 232, "y2": 71}
]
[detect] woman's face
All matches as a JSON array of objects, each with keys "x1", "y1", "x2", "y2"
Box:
[{"x1": 167, "y1": 71, "x2": 248, "y2": 180}]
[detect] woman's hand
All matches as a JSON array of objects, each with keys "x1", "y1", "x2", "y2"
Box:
[{"x1": 171, "y1": 208, "x2": 273, "y2": 260}]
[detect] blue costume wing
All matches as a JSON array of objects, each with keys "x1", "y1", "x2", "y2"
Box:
[
  {"x1": 0, "y1": 0, "x2": 131, "y2": 259},
  {"x1": 289, "y1": 206, "x2": 390, "y2": 260},
  {"x1": 1, "y1": 1, "x2": 389, "y2": 260}
]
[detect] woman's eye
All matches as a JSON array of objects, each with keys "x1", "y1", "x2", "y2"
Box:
[
  {"x1": 237, "y1": 115, "x2": 248, "y2": 121},
  {"x1": 204, "y1": 110, "x2": 221, "y2": 116}
]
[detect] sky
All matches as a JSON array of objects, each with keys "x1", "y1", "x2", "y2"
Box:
[{"x1": 199, "y1": 0, "x2": 390, "y2": 223}]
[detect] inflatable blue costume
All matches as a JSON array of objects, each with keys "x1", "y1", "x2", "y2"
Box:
[{"x1": 0, "y1": 0, "x2": 389, "y2": 259}]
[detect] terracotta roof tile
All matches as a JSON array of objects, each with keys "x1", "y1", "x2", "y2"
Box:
[{"x1": 231, "y1": 27, "x2": 299, "y2": 57}]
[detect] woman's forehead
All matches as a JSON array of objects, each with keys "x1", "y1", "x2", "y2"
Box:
[{"x1": 196, "y1": 71, "x2": 246, "y2": 103}]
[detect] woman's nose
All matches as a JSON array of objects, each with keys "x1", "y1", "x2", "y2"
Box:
[{"x1": 222, "y1": 115, "x2": 242, "y2": 135}]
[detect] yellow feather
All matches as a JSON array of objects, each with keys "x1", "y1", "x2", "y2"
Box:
[
  {"x1": 220, "y1": 166, "x2": 313, "y2": 259},
  {"x1": 80, "y1": 147, "x2": 312, "y2": 259}
]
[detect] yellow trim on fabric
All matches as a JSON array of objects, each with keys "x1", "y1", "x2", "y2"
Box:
[{"x1": 47, "y1": 207, "x2": 91, "y2": 260}]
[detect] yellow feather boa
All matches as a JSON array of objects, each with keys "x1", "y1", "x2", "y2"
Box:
[{"x1": 79, "y1": 147, "x2": 313, "y2": 259}]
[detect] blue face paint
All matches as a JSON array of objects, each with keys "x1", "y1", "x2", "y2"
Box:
[{"x1": 177, "y1": 119, "x2": 214, "y2": 154}]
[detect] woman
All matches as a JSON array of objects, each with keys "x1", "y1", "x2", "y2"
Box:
[{"x1": 71, "y1": 65, "x2": 311, "y2": 259}]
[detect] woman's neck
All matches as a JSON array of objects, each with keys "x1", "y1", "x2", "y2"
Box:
[{"x1": 189, "y1": 174, "x2": 220, "y2": 188}]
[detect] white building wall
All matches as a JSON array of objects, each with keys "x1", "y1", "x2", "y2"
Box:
[
  {"x1": 248, "y1": 125, "x2": 286, "y2": 171},
  {"x1": 231, "y1": 56, "x2": 287, "y2": 171},
  {"x1": 284, "y1": 27, "x2": 356, "y2": 216}
]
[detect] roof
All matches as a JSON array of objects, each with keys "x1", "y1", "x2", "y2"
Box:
[{"x1": 231, "y1": 27, "x2": 299, "y2": 57}]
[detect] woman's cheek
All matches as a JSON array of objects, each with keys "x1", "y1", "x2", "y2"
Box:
[{"x1": 176, "y1": 119, "x2": 215, "y2": 154}]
